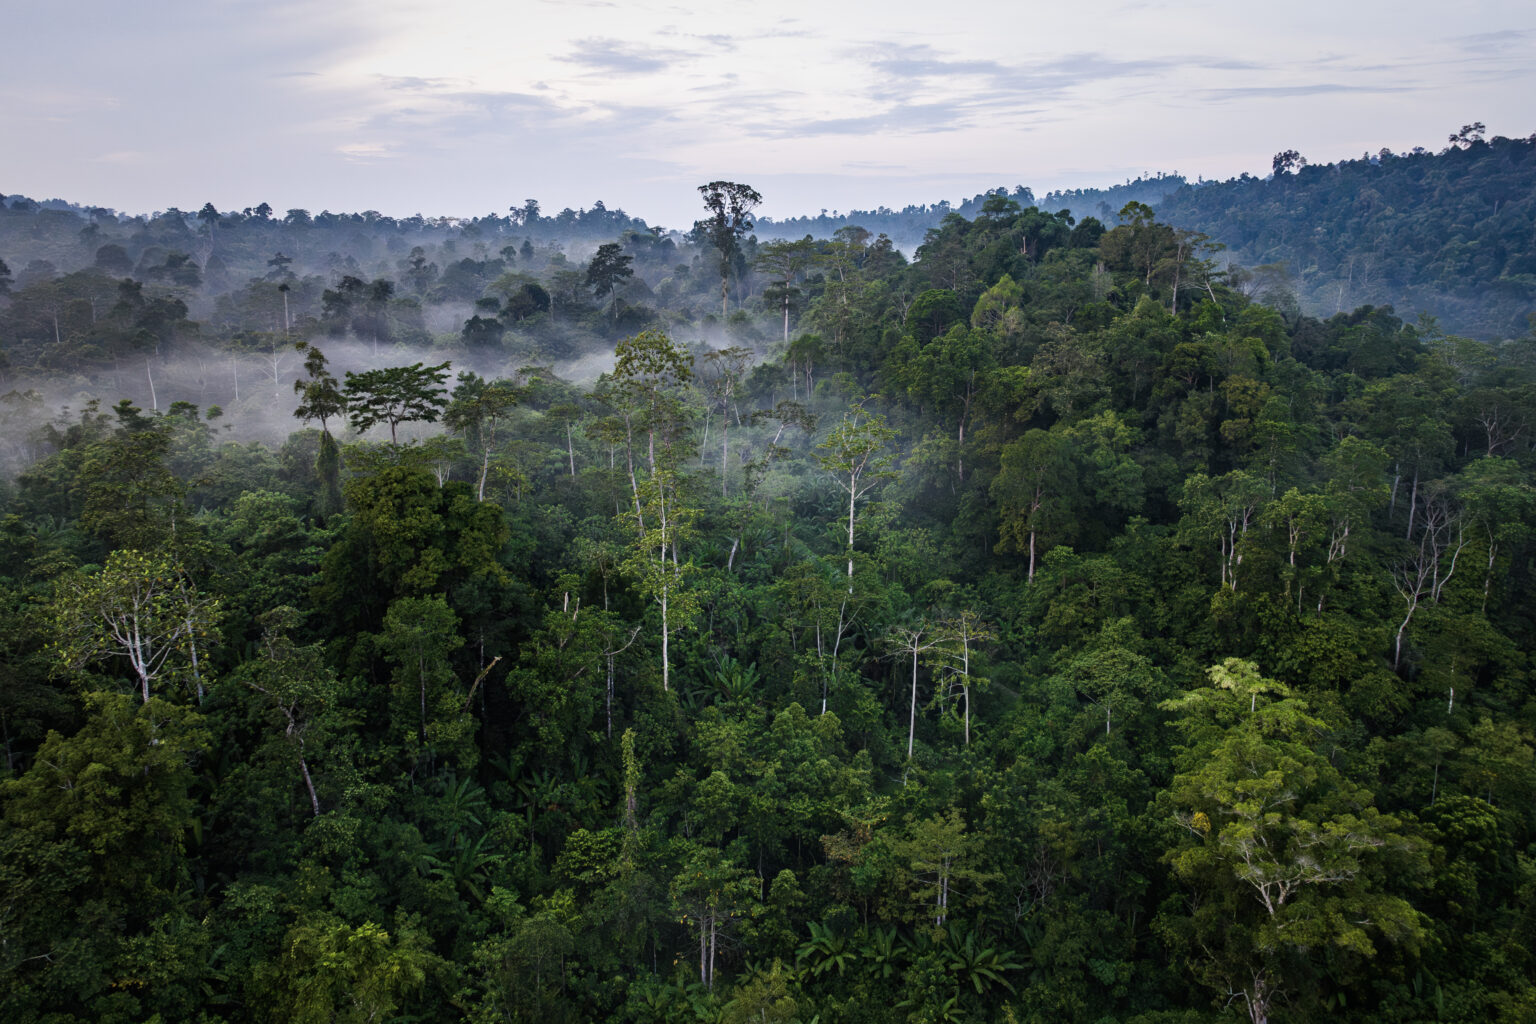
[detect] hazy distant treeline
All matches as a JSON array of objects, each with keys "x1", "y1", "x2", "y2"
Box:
[{"x1": 5, "y1": 132, "x2": 1534, "y2": 352}]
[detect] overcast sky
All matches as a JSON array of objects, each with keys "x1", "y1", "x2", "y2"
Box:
[{"x1": 3, "y1": 0, "x2": 1532, "y2": 228}]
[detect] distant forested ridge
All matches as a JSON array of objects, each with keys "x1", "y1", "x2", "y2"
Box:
[
  {"x1": 1155, "y1": 131, "x2": 1536, "y2": 339},
  {"x1": 0, "y1": 163, "x2": 1534, "y2": 1024},
  {"x1": 3, "y1": 130, "x2": 1533, "y2": 349}
]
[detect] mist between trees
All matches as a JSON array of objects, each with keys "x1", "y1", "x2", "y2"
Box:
[{"x1": 1, "y1": 155, "x2": 1535, "y2": 1023}]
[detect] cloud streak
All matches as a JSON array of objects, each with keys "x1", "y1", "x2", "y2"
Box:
[{"x1": 559, "y1": 37, "x2": 692, "y2": 74}]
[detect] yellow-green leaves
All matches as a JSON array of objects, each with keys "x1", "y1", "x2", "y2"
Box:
[{"x1": 50, "y1": 549, "x2": 219, "y2": 703}]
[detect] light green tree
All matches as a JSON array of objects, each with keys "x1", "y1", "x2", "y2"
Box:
[
  {"x1": 1159, "y1": 659, "x2": 1426, "y2": 1024},
  {"x1": 816, "y1": 400, "x2": 897, "y2": 587},
  {"x1": 254, "y1": 914, "x2": 441, "y2": 1024},
  {"x1": 51, "y1": 549, "x2": 220, "y2": 704}
]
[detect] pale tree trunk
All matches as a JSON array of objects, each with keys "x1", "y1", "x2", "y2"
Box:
[
  {"x1": 659, "y1": 469, "x2": 672, "y2": 692},
  {"x1": 707, "y1": 914, "x2": 718, "y2": 990},
  {"x1": 419, "y1": 656, "x2": 428, "y2": 748},
  {"x1": 907, "y1": 646, "x2": 921, "y2": 759},
  {"x1": 1482, "y1": 525, "x2": 1496, "y2": 613},
  {"x1": 660, "y1": 585, "x2": 670, "y2": 694},
  {"x1": 847, "y1": 486, "x2": 857, "y2": 587},
  {"x1": 1243, "y1": 971, "x2": 1273, "y2": 1024},
  {"x1": 606, "y1": 651, "x2": 616, "y2": 736},
  {"x1": 958, "y1": 633, "x2": 971, "y2": 745},
  {"x1": 294, "y1": 750, "x2": 320, "y2": 816},
  {"x1": 1405, "y1": 469, "x2": 1419, "y2": 540},
  {"x1": 721, "y1": 410, "x2": 730, "y2": 499},
  {"x1": 187, "y1": 619, "x2": 203, "y2": 704}
]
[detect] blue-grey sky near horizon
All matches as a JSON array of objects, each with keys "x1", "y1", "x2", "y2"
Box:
[{"x1": 4, "y1": 0, "x2": 1533, "y2": 230}]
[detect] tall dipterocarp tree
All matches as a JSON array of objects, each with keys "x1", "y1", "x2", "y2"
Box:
[
  {"x1": 1391, "y1": 486, "x2": 1467, "y2": 675},
  {"x1": 608, "y1": 329, "x2": 695, "y2": 518},
  {"x1": 77, "y1": 400, "x2": 183, "y2": 550},
  {"x1": 934, "y1": 609, "x2": 992, "y2": 746},
  {"x1": 623, "y1": 468, "x2": 700, "y2": 694},
  {"x1": 377, "y1": 594, "x2": 473, "y2": 774},
  {"x1": 696, "y1": 181, "x2": 762, "y2": 317},
  {"x1": 992, "y1": 427, "x2": 1078, "y2": 584},
  {"x1": 903, "y1": 323, "x2": 994, "y2": 482}
]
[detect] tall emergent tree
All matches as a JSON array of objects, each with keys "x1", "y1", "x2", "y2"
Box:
[
  {"x1": 696, "y1": 181, "x2": 762, "y2": 317},
  {"x1": 293, "y1": 342, "x2": 348, "y2": 511},
  {"x1": 343, "y1": 361, "x2": 452, "y2": 445},
  {"x1": 586, "y1": 242, "x2": 634, "y2": 321},
  {"x1": 755, "y1": 236, "x2": 815, "y2": 343},
  {"x1": 444, "y1": 371, "x2": 522, "y2": 501},
  {"x1": 607, "y1": 330, "x2": 698, "y2": 692},
  {"x1": 817, "y1": 400, "x2": 897, "y2": 587}
]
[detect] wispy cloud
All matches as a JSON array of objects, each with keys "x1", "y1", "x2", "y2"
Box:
[
  {"x1": 559, "y1": 37, "x2": 691, "y2": 75},
  {"x1": 1453, "y1": 28, "x2": 1530, "y2": 53},
  {"x1": 337, "y1": 142, "x2": 392, "y2": 161},
  {"x1": 1203, "y1": 82, "x2": 1406, "y2": 100},
  {"x1": 752, "y1": 103, "x2": 970, "y2": 138},
  {"x1": 378, "y1": 75, "x2": 464, "y2": 92}
]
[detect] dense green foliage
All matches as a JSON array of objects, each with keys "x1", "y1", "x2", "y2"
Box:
[
  {"x1": 1, "y1": 172, "x2": 1535, "y2": 1024},
  {"x1": 1156, "y1": 132, "x2": 1536, "y2": 339}
]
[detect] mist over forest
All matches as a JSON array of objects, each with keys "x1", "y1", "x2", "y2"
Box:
[{"x1": 2, "y1": 133, "x2": 1536, "y2": 1024}]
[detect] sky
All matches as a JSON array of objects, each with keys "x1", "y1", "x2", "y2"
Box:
[{"x1": 3, "y1": 0, "x2": 1533, "y2": 229}]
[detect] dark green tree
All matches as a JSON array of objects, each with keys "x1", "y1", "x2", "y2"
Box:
[
  {"x1": 343, "y1": 361, "x2": 452, "y2": 445},
  {"x1": 585, "y1": 242, "x2": 634, "y2": 320},
  {"x1": 696, "y1": 181, "x2": 763, "y2": 317},
  {"x1": 292, "y1": 342, "x2": 347, "y2": 511}
]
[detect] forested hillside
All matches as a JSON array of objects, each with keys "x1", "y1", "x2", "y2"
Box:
[
  {"x1": 0, "y1": 176, "x2": 1534, "y2": 1024},
  {"x1": 1154, "y1": 130, "x2": 1536, "y2": 339}
]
